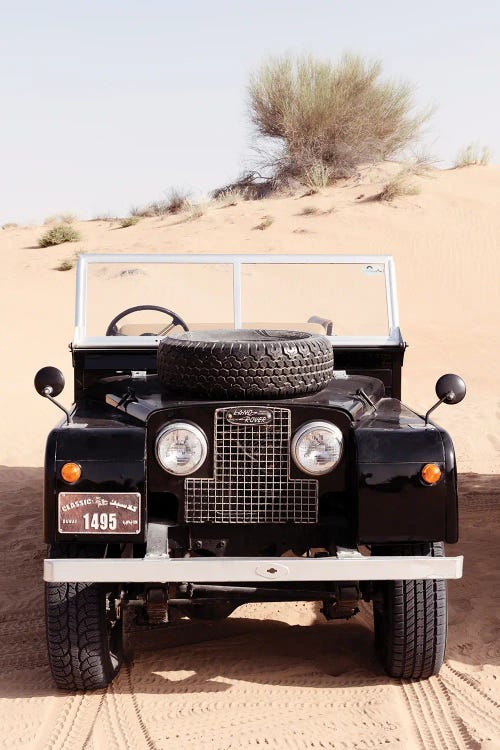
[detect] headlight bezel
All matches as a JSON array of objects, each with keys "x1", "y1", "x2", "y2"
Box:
[
  {"x1": 155, "y1": 421, "x2": 208, "y2": 476},
  {"x1": 291, "y1": 420, "x2": 344, "y2": 476}
]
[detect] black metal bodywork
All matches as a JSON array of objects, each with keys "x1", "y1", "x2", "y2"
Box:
[{"x1": 43, "y1": 340, "x2": 459, "y2": 555}]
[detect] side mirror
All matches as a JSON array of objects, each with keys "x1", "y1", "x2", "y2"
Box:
[
  {"x1": 425, "y1": 373, "x2": 466, "y2": 424},
  {"x1": 34, "y1": 366, "x2": 65, "y2": 397},
  {"x1": 435, "y1": 373, "x2": 466, "y2": 405}
]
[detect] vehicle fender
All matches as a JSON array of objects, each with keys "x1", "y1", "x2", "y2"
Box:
[
  {"x1": 43, "y1": 423, "x2": 146, "y2": 543},
  {"x1": 354, "y1": 423, "x2": 458, "y2": 544}
]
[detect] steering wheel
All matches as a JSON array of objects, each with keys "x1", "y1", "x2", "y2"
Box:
[{"x1": 105, "y1": 305, "x2": 189, "y2": 336}]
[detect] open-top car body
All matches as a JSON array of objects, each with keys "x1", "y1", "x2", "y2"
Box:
[{"x1": 36, "y1": 253, "x2": 465, "y2": 690}]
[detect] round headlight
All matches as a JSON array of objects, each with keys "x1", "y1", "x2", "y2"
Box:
[
  {"x1": 291, "y1": 421, "x2": 343, "y2": 476},
  {"x1": 156, "y1": 422, "x2": 208, "y2": 476}
]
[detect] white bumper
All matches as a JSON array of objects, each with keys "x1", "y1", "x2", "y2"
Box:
[{"x1": 44, "y1": 554, "x2": 463, "y2": 583}]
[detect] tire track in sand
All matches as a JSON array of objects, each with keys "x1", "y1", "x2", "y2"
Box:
[
  {"x1": 31, "y1": 692, "x2": 106, "y2": 750},
  {"x1": 97, "y1": 662, "x2": 158, "y2": 750},
  {"x1": 31, "y1": 664, "x2": 156, "y2": 750},
  {"x1": 401, "y1": 677, "x2": 476, "y2": 750},
  {"x1": 358, "y1": 602, "x2": 480, "y2": 749},
  {"x1": 440, "y1": 665, "x2": 500, "y2": 738}
]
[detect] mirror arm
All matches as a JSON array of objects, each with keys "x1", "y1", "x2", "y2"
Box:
[
  {"x1": 424, "y1": 391, "x2": 454, "y2": 425},
  {"x1": 42, "y1": 387, "x2": 72, "y2": 425}
]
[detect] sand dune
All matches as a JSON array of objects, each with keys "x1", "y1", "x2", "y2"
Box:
[{"x1": 0, "y1": 165, "x2": 499, "y2": 748}]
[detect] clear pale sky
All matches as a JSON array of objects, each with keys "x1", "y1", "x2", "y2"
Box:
[{"x1": 2, "y1": 0, "x2": 498, "y2": 224}]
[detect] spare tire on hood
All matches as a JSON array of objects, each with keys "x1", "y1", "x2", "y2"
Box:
[{"x1": 157, "y1": 329, "x2": 333, "y2": 400}]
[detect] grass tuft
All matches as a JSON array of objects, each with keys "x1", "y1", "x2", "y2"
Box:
[
  {"x1": 55, "y1": 259, "x2": 75, "y2": 271},
  {"x1": 299, "y1": 205, "x2": 319, "y2": 216},
  {"x1": 454, "y1": 142, "x2": 491, "y2": 167},
  {"x1": 252, "y1": 215, "x2": 274, "y2": 230},
  {"x1": 54, "y1": 250, "x2": 81, "y2": 271},
  {"x1": 186, "y1": 202, "x2": 204, "y2": 221},
  {"x1": 2, "y1": 223, "x2": 18, "y2": 230},
  {"x1": 374, "y1": 169, "x2": 420, "y2": 202},
  {"x1": 131, "y1": 188, "x2": 190, "y2": 218},
  {"x1": 215, "y1": 188, "x2": 246, "y2": 207},
  {"x1": 119, "y1": 216, "x2": 140, "y2": 228},
  {"x1": 211, "y1": 172, "x2": 273, "y2": 201},
  {"x1": 38, "y1": 223, "x2": 81, "y2": 247},
  {"x1": 304, "y1": 160, "x2": 333, "y2": 189}
]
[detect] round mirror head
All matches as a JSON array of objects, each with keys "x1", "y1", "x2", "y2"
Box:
[
  {"x1": 435, "y1": 373, "x2": 466, "y2": 405},
  {"x1": 34, "y1": 366, "x2": 65, "y2": 397}
]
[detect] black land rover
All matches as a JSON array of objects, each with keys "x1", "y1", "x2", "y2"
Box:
[{"x1": 36, "y1": 253, "x2": 465, "y2": 690}]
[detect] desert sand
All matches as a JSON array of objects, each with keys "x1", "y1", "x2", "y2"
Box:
[{"x1": 0, "y1": 164, "x2": 498, "y2": 749}]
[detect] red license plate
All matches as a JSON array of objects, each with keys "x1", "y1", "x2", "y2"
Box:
[{"x1": 58, "y1": 492, "x2": 141, "y2": 534}]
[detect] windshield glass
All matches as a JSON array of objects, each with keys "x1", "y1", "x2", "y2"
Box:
[{"x1": 76, "y1": 254, "x2": 398, "y2": 346}]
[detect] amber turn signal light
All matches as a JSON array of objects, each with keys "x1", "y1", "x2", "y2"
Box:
[
  {"x1": 61, "y1": 462, "x2": 81, "y2": 483},
  {"x1": 421, "y1": 463, "x2": 442, "y2": 485}
]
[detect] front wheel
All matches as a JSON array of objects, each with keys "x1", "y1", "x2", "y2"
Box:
[
  {"x1": 45, "y1": 543, "x2": 123, "y2": 690},
  {"x1": 372, "y1": 542, "x2": 447, "y2": 680}
]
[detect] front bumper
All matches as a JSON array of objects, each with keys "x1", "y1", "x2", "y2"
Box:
[{"x1": 44, "y1": 553, "x2": 463, "y2": 583}]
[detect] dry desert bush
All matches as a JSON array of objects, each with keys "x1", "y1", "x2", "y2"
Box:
[
  {"x1": 38, "y1": 223, "x2": 81, "y2": 247},
  {"x1": 55, "y1": 259, "x2": 75, "y2": 271},
  {"x1": 211, "y1": 171, "x2": 275, "y2": 201},
  {"x1": 131, "y1": 189, "x2": 190, "y2": 217},
  {"x1": 454, "y1": 142, "x2": 491, "y2": 167},
  {"x1": 185, "y1": 202, "x2": 205, "y2": 221},
  {"x1": 304, "y1": 160, "x2": 333, "y2": 189},
  {"x1": 2, "y1": 222, "x2": 18, "y2": 230},
  {"x1": 252, "y1": 215, "x2": 274, "y2": 230},
  {"x1": 248, "y1": 53, "x2": 431, "y2": 187},
  {"x1": 119, "y1": 216, "x2": 140, "y2": 228},
  {"x1": 374, "y1": 168, "x2": 420, "y2": 202},
  {"x1": 214, "y1": 188, "x2": 247, "y2": 207},
  {"x1": 299, "y1": 205, "x2": 319, "y2": 216},
  {"x1": 53, "y1": 251, "x2": 81, "y2": 271}
]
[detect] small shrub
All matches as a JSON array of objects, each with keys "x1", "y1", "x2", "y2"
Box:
[
  {"x1": 2, "y1": 222, "x2": 18, "y2": 230},
  {"x1": 44, "y1": 212, "x2": 77, "y2": 225},
  {"x1": 299, "y1": 205, "x2": 319, "y2": 216},
  {"x1": 186, "y1": 203, "x2": 204, "y2": 221},
  {"x1": 215, "y1": 188, "x2": 246, "y2": 207},
  {"x1": 54, "y1": 250, "x2": 81, "y2": 271},
  {"x1": 166, "y1": 189, "x2": 190, "y2": 214},
  {"x1": 374, "y1": 170, "x2": 420, "y2": 202},
  {"x1": 55, "y1": 259, "x2": 75, "y2": 271},
  {"x1": 119, "y1": 216, "x2": 140, "y2": 228},
  {"x1": 130, "y1": 201, "x2": 168, "y2": 218},
  {"x1": 252, "y1": 215, "x2": 274, "y2": 230},
  {"x1": 304, "y1": 160, "x2": 333, "y2": 189},
  {"x1": 131, "y1": 188, "x2": 190, "y2": 217},
  {"x1": 211, "y1": 172, "x2": 273, "y2": 201},
  {"x1": 454, "y1": 142, "x2": 491, "y2": 167},
  {"x1": 172, "y1": 202, "x2": 205, "y2": 225},
  {"x1": 38, "y1": 223, "x2": 81, "y2": 247}
]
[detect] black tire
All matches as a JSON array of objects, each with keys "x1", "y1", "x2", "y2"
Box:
[
  {"x1": 372, "y1": 542, "x2": 447, "y2": 680},
  {"x1": 45, "y1": 543, "x2": 123, "y2": 690},
  {"x1": 157, "y1": 329, "x2": 333, "y2": 399}
]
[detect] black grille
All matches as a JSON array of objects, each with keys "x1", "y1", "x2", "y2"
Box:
[{"x1": 185, "y1": 407, "x2": 318, "y2": 523}]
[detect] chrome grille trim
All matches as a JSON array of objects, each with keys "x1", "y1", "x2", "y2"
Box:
[{"x1": 185, "y1": 407, "x2": 318, "y2": 523}]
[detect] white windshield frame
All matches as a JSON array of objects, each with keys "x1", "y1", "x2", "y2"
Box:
[{"x1": 73, "y1": 253, "x2": 402, "y2": 348}]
